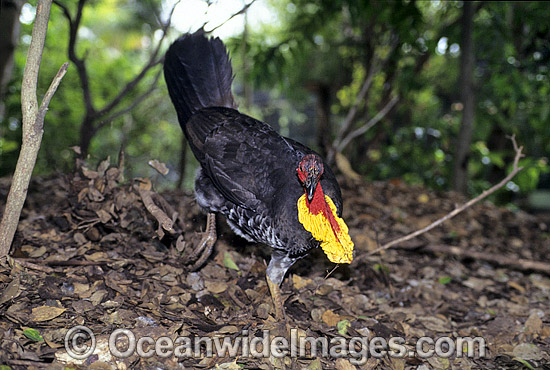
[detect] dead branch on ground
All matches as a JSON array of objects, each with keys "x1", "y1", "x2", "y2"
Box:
[{"x1": 395, "y1": 244, "x2": 550, "y2": 276}]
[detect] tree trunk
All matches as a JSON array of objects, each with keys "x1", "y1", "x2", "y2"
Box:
[
  {"x1": 452, "y1": 1, "x2": 476, "y2": 194},
  {"x1": 78, "y1": 116, "x2": 96, "y2": 157},
  {"x1": 0, "y1": 0, "x2": 23, "y2": 120}
]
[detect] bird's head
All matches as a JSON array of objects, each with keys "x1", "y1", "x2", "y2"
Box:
[
  {"x1": 295, "y1": 154, "x2": 354, "y2": 265},
  {"x1": 296, "y1": 154, "x2": 324, "y2": 202}
]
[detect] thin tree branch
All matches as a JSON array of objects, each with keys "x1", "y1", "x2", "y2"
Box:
[
  {"x1": 335, "y1": 95, "x2": 399, "y2": 154},
  {"x1": 206, "y1": 0, "x2": 257, "y2": 34},
  {"x1": 362, "y1": 135, "x2": 525, "y2": 258},
  {"x1": 53, "y1": 0, "x2": 95, "y2": 115},
  {"x1": 94, "y1": 0, "x2": 179, "y2": 119},
  {"x1": 328, "y1": 37, "x2": 399, "y2": 163},
  {"x1": 95, "y1": 69, "x2": 162, "y2": 131},
  {"x1": 331, "y1": 60, "x2": 378, "y2": 150},
  {"x1": 36, "y1": 62, "x2": 69, "y2": 127}
]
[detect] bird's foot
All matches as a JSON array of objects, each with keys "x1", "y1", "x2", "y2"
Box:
[{"x1": 189, "y1": 213, "x2": 217, "y2": 271}]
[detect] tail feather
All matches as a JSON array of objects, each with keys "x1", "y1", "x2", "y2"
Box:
[{"x1": 164, "y1": 31, "x2": 236, "y2": 128}]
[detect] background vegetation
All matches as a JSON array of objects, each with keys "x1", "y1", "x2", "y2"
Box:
[{"x1": 1, "y1": 0, "x2": 549, "y2": 206}]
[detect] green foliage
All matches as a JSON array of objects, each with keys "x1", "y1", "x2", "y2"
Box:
[
  {"x1": 233, "y1": 0, "x2": 549, "y2": 203},
  {"x1": 2, "y1": 0, "x2": 549, "y2": 206},
  {"x1": 1, "y1": 0, "x2": 174, "y2": 178}
]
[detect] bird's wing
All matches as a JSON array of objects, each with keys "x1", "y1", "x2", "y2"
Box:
[{"x1": 187, "y1": 107, "x2": 297, "y2": 214}]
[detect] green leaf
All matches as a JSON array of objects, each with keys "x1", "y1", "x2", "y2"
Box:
[
  {"x1": 223, "y1": 252, "x2": 240, "y2": 271},
  {"x1": 23, "y1": 328, "x2": 43, "y2": 342},
  {"x1": 438, "y1": 276, "x2": 452, "y2": 285},
  {"x1": 513, "y1": 358, "x2": 536, "y2": 370},
  {"x1": 0, "y1": 365, "x2": 13, "y2": 370},
  {"x1": 337, "y1": 319, "x2": 351, "y2": 335},
  {"x1": 373, "y1": 263, "x2": 390, "y2": 273}
]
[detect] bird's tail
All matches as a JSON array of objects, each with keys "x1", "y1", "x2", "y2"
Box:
[{"x1": 163, "y1": 31, "x2": 236, "y2": 128}]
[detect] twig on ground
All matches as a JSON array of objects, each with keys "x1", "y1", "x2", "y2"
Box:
[
  {"x1": 363, "y1": 135, "x2": 525, "y2": 258},
  {"x1": 10, "y1": 257, "x2": 55, "y2": 273},
  {"x1": 397, "y1": 244, "x2": 550, "y2": 276},
  {"x1": 138, "y1": 188, "x2": 175, "y2": 237}
]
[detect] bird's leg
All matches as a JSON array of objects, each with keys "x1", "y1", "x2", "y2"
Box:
[
  {"x1": 266, "y1": 251, "x2": 297, "y2": 321},
  {"x1": 266, "y1": 275, "x2": 285, "y2": 321},
  {"x1": 190, "y1": 213, "x2": 217, "y2": 271}
]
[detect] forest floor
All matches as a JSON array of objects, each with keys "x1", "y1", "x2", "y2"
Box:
[{"x1": 0, "y1": 159, "x2": 549, "y2": 370}]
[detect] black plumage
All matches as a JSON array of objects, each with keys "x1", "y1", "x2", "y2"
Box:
[{"x1": 164, "y1": 32, "x2": 348, "y2": 290}]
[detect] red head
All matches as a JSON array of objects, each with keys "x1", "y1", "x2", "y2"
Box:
[{"x1": 297, "y1": 154, "x2": 324, "y2": 202}]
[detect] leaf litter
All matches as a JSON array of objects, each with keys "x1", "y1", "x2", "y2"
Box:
[{"x1": 0, "y1": 159, "x2": 548, "y2": 369}]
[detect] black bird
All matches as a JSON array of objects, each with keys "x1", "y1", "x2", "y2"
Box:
[{"x1": 164, "y1": 31, "x2": 354, "y2": 319}]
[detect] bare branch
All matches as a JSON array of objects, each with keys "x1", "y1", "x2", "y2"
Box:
[
  {"x1": 335, "y1": 95, "x2": 399, "y2": 154},
  {"x1": 328, "y1": 37, "x2": 399, "y2": 163},
  {"x1": 94, "y1": 1, "x2": 178, "y2": 119},
  {"x1": 363, "y1": 135, "x2": 525, "y2": 258},
  {"x1": 206, "y1": 0, "x2": 257, "y2": 34},
  {"x1": 54, "y1": 0, "x2": 95, "y2": 115},
  {"x1": 395, "y1": 244, "x2": 550, "y2": 276},
  {"x1": 330, "y1": 60, "x2": 378, "y2": 156},
  {"x1": 95, "y1": 69, "x2": 162, "y2": 131},
  {"x1": 36, "y1": 62, "x2": 69, "y2": 127}
]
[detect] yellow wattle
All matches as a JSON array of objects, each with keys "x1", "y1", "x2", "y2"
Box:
[{"x1": 297, "y1": 194, "x2": 354, "y2": 264}]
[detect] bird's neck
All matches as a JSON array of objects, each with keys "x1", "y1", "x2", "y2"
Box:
[
  {"x1": 305, "y1": 184, "x2": 341, "y2": 235},
  {"x1": 305, "y1": 184, "x2": 326, "y2": 215}
]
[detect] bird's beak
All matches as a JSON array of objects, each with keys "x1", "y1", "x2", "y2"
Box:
[{"x1": 305, "y1": 175, "x2": 319, "y2": 202}]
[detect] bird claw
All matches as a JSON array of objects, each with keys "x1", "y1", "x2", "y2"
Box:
[{"x1": 188, "y1": 213, "x2": 217, "y2": 271}]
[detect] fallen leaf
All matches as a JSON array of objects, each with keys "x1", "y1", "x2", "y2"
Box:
[
  {"x1": 335, "y1": 358, "x2": 357, "y2": 370},
  {"x1": 507, "y1": 281, "x2": 525, "y2": 293},
  {"x1": 524, "y1": 313, "x2": 542, "y2": 335},
  {"x1": 337, "y1": 319, "x2": 351, "y2": 335},
  {"x1": 215, "y1": 359, "x2": 241, "y2": 369},
  {"x1": 418, "y1": 316, "x2": 450, "y2": 332},
  {"x1": 462, "y1": 277, "x2": 493, "y2": 291},
  {"x1": 512, "y1": 343, "x2": 544, "y2": 361},
  {"x1": 136, "y1": 177, "x2": 152, "y2": 190},
  {"x1": 148, "y1": 159, "x2": 170, "y2": 175},
  {"x1": 307, "y1": 358, "x2": 322, "y2": 370},
  {"x1": 205, "y1": 280, "x2": 228, "y2": 294},
  {"x1": 218, "y1": 325, "x2": 239, "y2": 334},
  {"x1": 0, "y1": 274, "x2": 20, "y2": 305},
  {"x1": 23, "y1": 328, "x2": 44, "y2": 342},
  {"x1": 31, "y1": 306, "x2": 66, "y2": 322},
  {"x1": 28, "y1": 246, "x2": 47, "y2": 258},
  {"x1": 223, "y1": 252, "x2": 239, "y2": 271},
  {"x1": 292, "y1": 274, "x2": 312, "y2": 290},
  {"x1": 322, "y1": 309, "x2": 342, "y2": 327}
]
